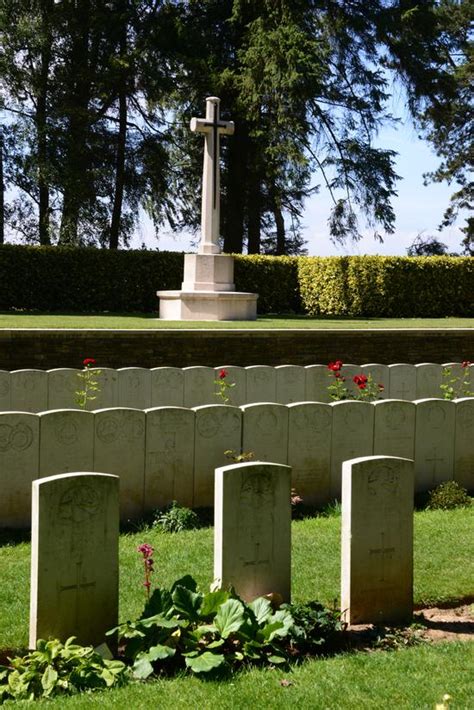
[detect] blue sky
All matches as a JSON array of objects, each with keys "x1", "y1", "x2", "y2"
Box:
[{"x1": 133, "y1": 119, "x2": 465, "y2": 256}]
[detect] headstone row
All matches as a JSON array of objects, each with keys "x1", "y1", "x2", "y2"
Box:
[
  {"x1": 0, "y1": 363, "x2": 471, "y2": 412},
  {"x1": 30, "y1": 456, "x2": 413, "y2": 649},
  {"x1": 1, "y1": 399, "x2": 472, "y2": 527}
]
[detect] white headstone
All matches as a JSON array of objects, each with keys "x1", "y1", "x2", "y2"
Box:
[
  {"x1": 39, "y1": 410, "x2": 94, "y2": 477},
  {"x1": 48, "y1": 368, "x2": 81, "y2": 410},
  {"x1": 245, "y1": 366, "x2": 277, "y2": 404},
  {"x1": 145, "y1": 407, "x2": 195, "y2": 510},
  {"x1": 151, "y1": 367, "x2": 184, "y2": 407},
  {"x1": 118, "y1": 367, "x2": 151, "y2": 409},
  {"x1": 214, "y1": 461, "x2": 291, "y2": 602},
  {"x1": 288, "y1": 402, "x2": 332, "y2": 507},
  {"x1": 341, "y1": 455, "x2": 413, "y2": 625},
  {"x1": 388, "y1": 364, "x2": 416, "y2": 401},
  {"x1": 184, "y1": 367, "x2": 215, "y2": 408},
  {"x1": 330, "y1": 401, "x2": 374, "y2": 499},
  {"x1": 11, "y1": 370, "x2": 48, "y2": 413},
  {"x1": 361, "y1": 364, "x2": 389, "y2": 399},
  {"x1": 415, "y1": 363, "x2": 442, "y2": 399},
  {"x1": 241, "y1": 403, "x2": 288, "y2": 465},
  {"x1": 0, "y1": 371, "x2": 11, "y2": 411},
  {"x1": 305, "y1": 365, "x2": 331, "y2": 403},
  {"x1": 214, "y1": 366, "x2": 247, "y2": 406},
  {"x1": 29, "y1": 472, "x2": 119, "y2": 648},
  {"x1": 0, "y1": 412, "x2": 39, "y2": 527},
  {"x1": 275, "y1": 365, "x2": 305, "y2": 404},
  {"x1": 414, "y1": 399, "x2": 455, "y2": 491},
  {"x1": 87, "y1": 368, "x2": 118, "y2": 410},
  {"x1": 193, "y1": 404, "x2": 242, "y2": 507},
  {"x1": 454, "y1": 398, "x2": 474, "y2": 492},
  {"x1": 373, "y1": 400, "x2": 415, "y2": 460},
  {"x1": 94, "y1": 408, "x2": 145, "y2": 520}
]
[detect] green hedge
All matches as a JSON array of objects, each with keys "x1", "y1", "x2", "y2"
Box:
[
  {"x1": 298, "y1": 256, "x2": 474, "y2": 317},
  {"x1": 0, "y1": 246, "x2": 472, "y2": 316}
]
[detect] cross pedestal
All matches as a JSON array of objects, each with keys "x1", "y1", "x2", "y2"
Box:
[{"x1": 158, "y1": 96, "x2": 258, "y2": 321}]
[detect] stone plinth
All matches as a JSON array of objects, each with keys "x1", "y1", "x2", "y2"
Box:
[
  {"x1": 158, "y1": 289, "x2": 258, "y2": 321},
  {"x1": 182, "y1": 254, "x2": 235, "y2": 291}
]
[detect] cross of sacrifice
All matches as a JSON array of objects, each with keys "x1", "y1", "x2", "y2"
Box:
[{"x1": 190, "y1": 96, "x2": 234, "y2": 255}]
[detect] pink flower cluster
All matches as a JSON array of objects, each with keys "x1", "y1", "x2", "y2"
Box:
[{"x1": 137, "y1": 543, "x2": 154, "y2": 598}]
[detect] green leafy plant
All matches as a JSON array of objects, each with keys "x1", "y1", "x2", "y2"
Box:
[
  {"x1": 109, "y1": 575, "x2": 341, "y2": 678},
  {"x1": 75, "y1": 357, "x2": 102, "y2": 409},
  {"x1": 0, "y1": 637, "x2": 129, "y2": 703},
  {"x1": 224, "y1": 449, "x2": 255, "y2": 463},
  {"x1": 426, "y1": 481, "x2": 472, "y2": 510},
  {"x1": 327, "y1": 360, "x2": 384, "y2": 401},
  {"x1": 153, "y1": 502, "x2": 200, "y2": 533},
  {"x1": 214, "y1": 369, "x2": 235, "y2": 404},
  {"x1": 440, "y1": 361, "x2": 473, "y2": 400}
]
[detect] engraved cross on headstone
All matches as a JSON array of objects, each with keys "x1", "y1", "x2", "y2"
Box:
[
  {"x1": 369, "y1": 533, "x2": 395, "y2": 582},
  {"x1": 190, "y1": 96, "x2": 234, "y2": 255}
]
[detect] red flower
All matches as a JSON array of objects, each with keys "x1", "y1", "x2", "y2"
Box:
[
  {"x1": 378, "y1": 383, "x2": 385, "y2": 391},
  {"x1": 219, "y1": 368, "x2": 228, "y2": 379},
  {"x1": 328, "y1": 360, "x2": 343, "y2": 372},
  {"x1": 353, "y1": 374, "x2": 368, "y2": 387},
  {"x1": 137, "y1": 543, "x2": 154, "y2": 558},
  {"x1": 83, "y1": 357, "x2": 96, "y2": 367},
  {"x1": 358, "y1": 383, "x2": 367, "y2": 390},
  {"x1": 462, "y1": 361, "x2": 471, "y2": 369}
]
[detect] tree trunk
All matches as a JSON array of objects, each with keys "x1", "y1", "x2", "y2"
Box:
[
  {"x1": 59, "y1": 0, "x2": 91, "y2": 245},
  {"x1": 272, "y1": 192, "x2": 286, "y2": 255},
  {"x1": 247, "y1": 159, "x2": 261, "y2": 253},
  {"x1": 0, "y1": 128, "x2": 4, "y2": 244},
  {"x1": 37, "y1": 0, "x2": 53, "y2": 246},
  {"x1": 109, "y1": 24, "x2": 128, "y2": 250}
]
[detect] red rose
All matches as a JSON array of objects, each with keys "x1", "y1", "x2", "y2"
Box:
[
  {"x1": 462, "y1": 360, "x2": 471, "y2": 369},
  {"x1": 83, "y1": 357, "x2": 96, "y2": 367},
  {"x1": 328, "y1": 360, "x2": 343, "y2": 372},
  {"x1": 219, "y1": 368, "x2": 228, "y2": 379},
  {"x1": 378, "y1": 383, "x2": 385, "y2": 391},
  {"x1": 353, "y1": 374, "x2": 368, "y2": 386}
]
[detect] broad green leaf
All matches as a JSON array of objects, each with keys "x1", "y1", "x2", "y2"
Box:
[
  {"x1": 139, "y1": 614, "x2": 182, "y2": 629},
  {"x1": 132, "y1": 656, "x2": 154, "y2": 680},
  {"x1": 185, "y1": 652, "x2": 225, "y2": 674},
  {"x1": 170, "y1": 575, "x2": 197, "y2": 593},
  {"x1": 261, "y1": 609, "x2": 294, "y2": 642},
  {"x1": 259, "y1": 620, "x2": 284, "y2": 642},
  {"x1": 200, "y1": 589, "x2": 230, "y2": 618},
  {"x1": 214, "y1": 598, "x2": 246, "y2": 638},
  {"x1": 144, "y1": 645, "x2": 176, "y2": 661},
  {"x1": 172, "y1": 585, "x2": 202, "y2": 620},
  {"x1": 41, "y1": 665, "x2": 58, "y2": 694},
  {"x1": 249, "y1": 597, "x2": 273, "y2": 625},
  {"x1": 268, "y1": 654, "x2": 286, "y2": 664}
]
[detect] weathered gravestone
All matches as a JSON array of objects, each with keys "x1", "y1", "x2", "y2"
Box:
[
  {"x1": 454, "y1": 398, "x2": 474, "y2": 492},
  {"x1": 94, "y1": 408, "x2": 145, "y2": 520},
  {"x1": 39, "y1": 410, "x2": 94, "y2": 477},
  {"x1": 241, "y1": 403, "x2": 288, "y2": 465},
  {"x1": 11, "y1": 370, "x2": 48, "y2": 412},
  {"x1": 388, "y1": 364, "x2": 416, "y2": 401},
  {"x1": 0, "y1": 412, "x2": 39, "y2": 527},
  {"x1": 214, "y1": 461, "x2": 291, "y2": 602},
  {"x1": 373, "y1": 400, "x2": 415, "y2": 460},
  {"x1": 287, "y1": 402, "x2": 332, "y2": 506},
  {"x1": 305, "y1": 365, "x2": 331, "y2": 403},
  {"x1": 118, "y1": 367, "x2": 151, "y2": 409},
  {"x1": 275, "y1": 365, "x2": 305, "y2": 404},
  {"x1": 214, "y1": 366, "x2": 247, "y2": 406},
  {"x1": 145, "y1": 407, "x2": 195, "y2": 510},
  {"x1": 330, "y1": 401, "x2": 374, "y2": 499},
  {"x1": 194, "y1": 404, "x2": 242, "y2": 507},
  {"x1": 151, "y1": 367, "x2": 184, "y2": 407},
  {"x1": 245, "y1": 366, "x2": 277, "y2": 403},
  {"x1": 361, "y1": 364, "x2": 389, "y2": 399},
  {"x1": 415, "y1": 363, "x2": 442, "y2": 399},
  {"x1": 48, "y1": 369, "x2": 81, "y2": 410},
  {"x1": 29, "y1": 472, "x2": 119, "y2": 648},
  {"x1": 341, "y1": 455, "x2": 414, "y2": 625},
  {"x1": 184, "y1": 367, "x2": 215, "y2": 407},
  {"x1": 87, "y1": 368, "x2": 118, "y2": 410},
  {"x1": 0, "y1": 371, "x2": 11, "y2": 411},
  {"x1": 414, "y1": 399, "x2": 455, "y2": 491}
]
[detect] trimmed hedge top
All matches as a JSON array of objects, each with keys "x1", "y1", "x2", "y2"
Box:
[{"x1": 0, "y1": 245, "x2": 472, "y2": 317}]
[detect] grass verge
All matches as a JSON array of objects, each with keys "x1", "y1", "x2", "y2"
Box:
[{"x1": 0, "y1": 313, "x2": 473, "y2": 329}]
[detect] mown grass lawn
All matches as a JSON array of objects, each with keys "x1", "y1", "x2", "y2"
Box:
[
  {"x1": 0, "y1": 312, "x2": 473, "y2": 329},
  {"x1": 1, "y1": 507, "x2": 472, "y2": 708}
]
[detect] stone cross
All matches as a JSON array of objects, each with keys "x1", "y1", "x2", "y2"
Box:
[{"x1": 190, "y1": 96, "x2": 234, "y2": 255}]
